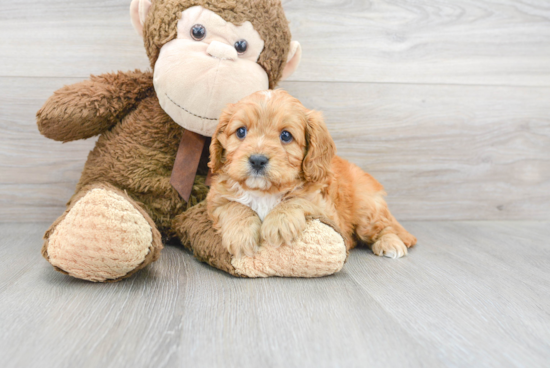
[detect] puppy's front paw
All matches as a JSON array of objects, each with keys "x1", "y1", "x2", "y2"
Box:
[
  {"x1": 372, "y1": 234, "x2": 408, "y2": 259},
  {"x1": 261, "y1": 209, "x2": 307, "y2": 248},
  {"x1": 221, "y1": 217, "x2": 262, "y2": 258}
]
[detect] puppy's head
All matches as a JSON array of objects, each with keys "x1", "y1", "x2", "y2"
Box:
[{"x1": 209, "y1": 89, "x2": 336, "y2": 191}]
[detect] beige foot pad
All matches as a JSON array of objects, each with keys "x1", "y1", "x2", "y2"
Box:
[
  {"x1": 232, "y1": 219, "x2": 347, "y2": 278},
  {"x1": 44, "y1": 187, "x2": 156, "y2": 282}
]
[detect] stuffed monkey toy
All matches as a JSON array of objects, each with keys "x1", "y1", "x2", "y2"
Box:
[{"x1": 37, "y1": 0, "x2": 347, "y2": 282}]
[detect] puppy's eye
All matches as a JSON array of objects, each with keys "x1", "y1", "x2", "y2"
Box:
[
  {"x1": 236, "y1": 127, "x2": 247, "y2": 139},
  {"x1": 280, "y1": 130, "x2": 293, "y2": 143},
  {"x1": 234, "y1": 40, "x2": 248, "y2": 54},
  {"x1": 190, "y1": 24, "x2": 206, "y2": 41}
]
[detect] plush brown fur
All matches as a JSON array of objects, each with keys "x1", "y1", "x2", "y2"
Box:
[
  {"x1": 174, "y1": 201, "x2": 241, "y2": 276},
  {"x1": 37, "y1": 1, "x2": 294, "y2": 281},
  {"x1": 207, "y1": 90, "x2": 417, "y2": 257},
  {"x1": 39, "y1": 71, "x2": 209, "y2": 238},
  {"x1": 37, "y1": 71, "x2": 154, "y2": 142}
]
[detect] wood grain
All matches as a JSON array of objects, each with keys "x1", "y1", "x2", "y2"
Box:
[
  {"x1": 283, "y1": 0, "x2": 550, "y2": 86},
  {"x1": 2, "y1": 77, "x2": 548, "y2": 222},
  {"x1": 0, "y1": 0, "x2": 549, "y2": 86},
  {"x1": 0, "y1": 222, "x2": 549, "y2": 367},
  {"x1": 283, "y1": 81, "x2": 550, "y2": 221},
  {"x1": 0, "y1": 0, "x2": 150, "y2": 79},
  {"x1": 0, "y1": 77, "x2": 96, "y2": 221}
]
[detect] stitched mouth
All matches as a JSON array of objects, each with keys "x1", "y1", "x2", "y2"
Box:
[{"x1": 165, "y1": 93, "x2": 218, "y2": 121}]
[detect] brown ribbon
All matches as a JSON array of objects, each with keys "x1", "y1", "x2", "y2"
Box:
[{"x1": 170, "y1": 130, "x2": 208, "y2": 202}]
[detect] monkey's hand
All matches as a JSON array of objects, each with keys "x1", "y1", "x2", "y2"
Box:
[{"x1": 37, "y1": 70, "x2": 154, "y2": 142}]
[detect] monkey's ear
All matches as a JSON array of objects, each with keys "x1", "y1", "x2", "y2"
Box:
[
  {"x1": 130, "y1": 0, "x2": 152, "y2": 37},
  {"x1": 281, "y1": 41, "x2": 302, "y2": 81}
]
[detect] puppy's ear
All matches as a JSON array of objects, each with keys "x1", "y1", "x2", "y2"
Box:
[
  {"x1": 302, "y1": 110, "x2": 336, "y2": 182},
  {"x1": 208, "y1": 105, "x2": 232, "y2": 174}
]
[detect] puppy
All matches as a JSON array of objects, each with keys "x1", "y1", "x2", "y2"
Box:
[{"x1": 207, "y1": 89, "x2": 416, "y2": 258}]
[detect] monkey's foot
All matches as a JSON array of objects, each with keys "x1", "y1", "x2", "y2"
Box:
[
  {"x1": 232, "y1": 218, "x2": 347, "y2": 277},
  {"x1": 42, "y1": 184, "x2": 162, "y2": 282},
  {"x1": 175, "y1": 202, "x2": 347, "y2": 278}
]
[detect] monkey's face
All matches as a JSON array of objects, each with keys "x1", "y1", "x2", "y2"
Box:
[{"x1": 153, "y1": 6, "x2": 269, "y2": 136}]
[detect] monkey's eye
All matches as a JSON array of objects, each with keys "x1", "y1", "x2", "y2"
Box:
[
  {"x1": 190, "y1": 24, "x2": 206, "y2": 41},
  {"x1": 280, "y1": 130, "x2": 293, "y2": 143},
  {"x1": 234, "y1": 40, "x2": 248, "y2": 54},
  {"x1": 236, "y1": 127, "x2": 247, "y2": 139}
]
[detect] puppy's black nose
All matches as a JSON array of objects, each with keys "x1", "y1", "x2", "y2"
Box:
[{"x1": 249, "y1": 154, "x2": 269, "y2": 172}]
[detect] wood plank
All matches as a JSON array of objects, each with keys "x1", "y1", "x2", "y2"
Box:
[
  {"x1": 347, "y1": 221, "x2": 550, "y2": 367},
  {"x1": 0, "y1": 221, "x2": 549, "y2": 367},
  {"x1": 0, "y1": 77, "x2": 96, "y2": 221},
  {"x1": 283, "y1": 81, "x2": 550, "y2": 221},
  {"x1": 283, "y1": 0, "x2": 550, "y2": 86},
  {"x1": 2, "y1": 77, "x2": 548, "y2": 221},
  {"x1": 0, "y1": 0, "x2": 150, "y2": 78},
  {"x1": 0, "y1": 0, "x2": 549, "y2": 86}
]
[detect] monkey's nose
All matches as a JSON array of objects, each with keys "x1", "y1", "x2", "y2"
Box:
[
  {"x1": 207, "y1": 41, "x2": 238, "y2": 61},
  {"x1": 249, "y1": 155, "x2": 269, "y2": 173}
]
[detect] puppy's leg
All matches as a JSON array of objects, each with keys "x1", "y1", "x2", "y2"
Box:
[
  {"x1": 355, "y1": 194, "x2": 416, "y2": 259},
  {"x1": 212, "y1": 202, "x2": 262, "y2": 258},
  {"x1": 389, "y1": 215, "x2": 417, "y2": 248},
  {"x1": 261, "y1": 198, "x2": 321, "y2": 248}
]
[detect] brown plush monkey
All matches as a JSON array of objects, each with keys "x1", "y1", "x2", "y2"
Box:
[{"x1": 37, "y1": 0, "x2": 347, "y2": 282}]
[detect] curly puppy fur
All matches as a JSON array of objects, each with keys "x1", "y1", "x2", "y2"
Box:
[{"x1": 207, "y1": 90, "x2": 417, "y2": 258}]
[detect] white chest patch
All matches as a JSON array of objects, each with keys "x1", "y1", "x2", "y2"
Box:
[{"x1": 226, "y1": 184, "x2": 283, "y2": 221}]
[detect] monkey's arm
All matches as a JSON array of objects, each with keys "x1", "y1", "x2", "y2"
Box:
[{"x1": 37, "y1": 70, "x2": 154, "y2": 142}]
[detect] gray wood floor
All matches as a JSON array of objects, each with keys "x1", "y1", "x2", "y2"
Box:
[{"x1": 1, "y1": 222, "x2": 549, "y2": 368}]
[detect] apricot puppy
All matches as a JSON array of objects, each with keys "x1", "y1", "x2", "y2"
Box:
[{"x1": 207, "y1": 90, "x2": 416, "y2": 258}]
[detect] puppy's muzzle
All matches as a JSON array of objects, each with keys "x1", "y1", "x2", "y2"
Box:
[{"x1": 249, "y1": 154, "x2": 269, "y2": 175}]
